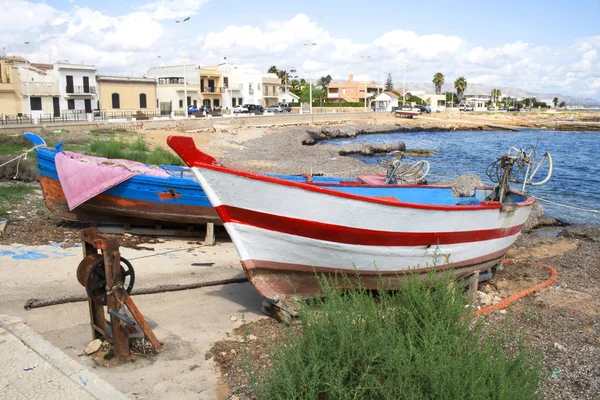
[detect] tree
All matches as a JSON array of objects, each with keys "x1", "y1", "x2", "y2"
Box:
[
  {"x1": 299, "y1": 84, "x2": 326, "y2": 103},
  {"x1": 267, "y1": 65, "x2": 278, "y2": 74},
  {"x1": 559, "y1": 101, "x2": 566, "y2": 108},
  {"x1": 491, "y1": 88, "x2": 501, "y2": 104},
  {"x1": 385, "y1": 73, "x2": 394, "y2": 91},
  {"x1": 454, "y1": 77, "x2": 467, "y2": 103},
  {"x1": 432, "y1": 72, "x2": 444, "y2": 95},
  {"x1": 316, "y1": 75, "x2": 332, "y2": 90},
  {"x1": 553, "y1": 97, "x2": 559, "y2": 107}
]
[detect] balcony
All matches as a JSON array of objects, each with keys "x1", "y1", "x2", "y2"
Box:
[
  {"x1": 65, "y1": 85, "x2": 96, "y2": 95},
  {"x1": 328, "y1": 93, "x2": 340, "y2": 98},
  {"x1": 0, "y1": 82, "x2": 15, "y2": 93},
  {"x1": 201, "y1": 87, "x2": 222, "y2": 94}
]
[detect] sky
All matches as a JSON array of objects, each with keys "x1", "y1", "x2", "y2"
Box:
[{"x1": 1, "y1": 0, "x2": 599, "y2": 100}]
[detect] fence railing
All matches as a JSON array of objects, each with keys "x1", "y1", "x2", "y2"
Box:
[{"x1": 65, "y1": 85, "x2": 96, "y2": 94}]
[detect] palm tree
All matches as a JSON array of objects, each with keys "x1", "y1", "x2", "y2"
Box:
[
  {"x1": 432, "y1": 73, "x2": 444, "y2": 95},
  {"x1": 267, "y1": 65, "x2": 278, "y2": 74},
  {"x1": 317, "y1": 75, "x2": 332, "y2": 90},
  {"x1": 553, "y1": 97, "x2": 559, "y2": 107},
  {"x1": 454, "y1": 77, "x2": 467, "y2": 103},
  {"x1": 491, "y1": 88, "x2": 501, "y2": 104}
]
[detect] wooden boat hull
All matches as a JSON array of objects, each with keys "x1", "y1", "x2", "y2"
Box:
[{"x1": 167, "y1": 136, "x2": 535, "y2": 304}]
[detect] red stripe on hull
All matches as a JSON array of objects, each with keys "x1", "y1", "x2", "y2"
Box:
[{"x1": 217, "y1": 205, "x2": 524, "y2": 246}]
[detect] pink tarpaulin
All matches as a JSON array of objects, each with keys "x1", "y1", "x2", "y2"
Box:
[{"x1": 55, "y1": 151, "x2": 170, "y2": 210}]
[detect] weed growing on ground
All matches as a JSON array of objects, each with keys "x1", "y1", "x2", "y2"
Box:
[
  {"x1": 89, "y1": 138, "x2": 184, "y2": 166},
  {"x1": 255, "y1": 273, "x2": 545, "y2": 400},
  {"x1": 0, "y1": 184, "x2": 37, "y2": 217}
]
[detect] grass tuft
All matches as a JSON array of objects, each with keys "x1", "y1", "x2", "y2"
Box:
[
  {"x1": 255, "y1": 273, "x2": 545, "y2": 400},
  {"x1": 0, "y1": 184, "x2": 38, "y2": 218},
  {"x1": 90, "y1": 138, "x2": 184, "y2": 166}
]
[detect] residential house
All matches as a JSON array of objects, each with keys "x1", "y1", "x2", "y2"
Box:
[
  {"x1": 327, "y1": 74, "x2": 378, "y2": 103},
  {"x1": 53, "y1": 62, "x2": 98, "y2": 115},
  {"x1": 147, "y1": 65, "x2": 201, "y2": 114},
  {"x1": 217, "y1": 62, "x2": 263, "y2": 110},
  {"x1": 96, "y1": 76, "x2": 158, "y2": 115},
  {"x1": 262, "y1": 74, "x2": 281, "y2": 107},
  {"x1": 405, "y1": 90, "x2": 446, "y2": 112},
  {"x1": 199, "y1": 66, "x2": 223, "y2": 109},
  {"x1": 0, "y1": 57, "x2": 22, "y2": 116},
  {"x1": 372, "y1": 91, "x2": 399, "y2": 112},
  {"x1": 279, "y1": 86, "x2": 299, "y2": 104}
]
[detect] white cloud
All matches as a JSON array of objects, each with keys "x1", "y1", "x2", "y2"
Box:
[{"x1": 1, "y1": 2, "x2": 599, "y2": 100}]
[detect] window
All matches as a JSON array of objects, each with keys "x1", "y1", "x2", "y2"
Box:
[
  {"x1": 232, "y1": 98, "x2": 236, "y2": 107},
  {"x1": 193, "y1": 100, "x2": 197, "y2": 107},
  {"x1": 179, "y1": 99, "x2": 183, "y2": 108},
  {"x1": 111, "y1": 93, "x2": 120, "y2": 109},
  {"x1": 223, "y1": 77, "x2": 229, "y2": 88},
  {"x1": 139, "y1": 93, "x2": 147, "y2": 109},
  {"x1": 214, "y1": 99, "x2": 220, "y2": 107},
  {"x1": 67, "y1": 99, "x2": 75, "y2": 110},
  {"x1": 257, "y1": 83, "x2": 261, "y2": 90},
  {"x1": 30, "y1": 97, "x2": 42, "y2": 111}
]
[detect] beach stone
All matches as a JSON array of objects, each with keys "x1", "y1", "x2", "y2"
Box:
[
  {"x1": 84, "y1": 339, "x2": 102, "y2": 355},
  {"x1": 452, "y1": 174, "x2": 483, "y2": 197},
  {"x1": 523, "y1": 202, "x2": 563, "y2": 232},
  {"x1": 338, "y1": 141, "x2": 406, "y2": 156}
]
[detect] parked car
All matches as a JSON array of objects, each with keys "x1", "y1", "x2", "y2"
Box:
[
  {"x1": 499, "y1": 106, "x2": 508, "y2": 111},
  {"x1": 202, "y1": 105, "x2": 212, "y2": 114},
  {"x1": 458, "y1": 103, "x2": 466, "y2": 111},
  {"x1": 265, "y1": 105, "x2": 282, "y2": 113},
  {"x1": 279, "y1": 103, "x2": 292, "y2": 112},
  {"x1": 487, "y1": 106, "x2": 496, "y2": 111},
  {"x1": 187, "y1": 105, "x2": 199, "y2": 115},
  {"x1": 244, "y1": 104, "x2": 263, "y2": 114},
  {"x1": 464, "y1": 104, "x2": 474, "y2": 112},
  {"x1": 414, "y1": 105, "x2": 431, "y2": 113},
  {"x1": 232, "y1": 105, "x2": 248, "y2": 113}
]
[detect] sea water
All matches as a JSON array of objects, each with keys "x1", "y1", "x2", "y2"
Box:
[{"x1": 321, "y1": 130, "x2": 600, "y2": 226}]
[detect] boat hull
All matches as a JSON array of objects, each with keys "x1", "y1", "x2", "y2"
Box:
[{"x1": 38, "y1": 175, "x2": 220, "y2": 225}]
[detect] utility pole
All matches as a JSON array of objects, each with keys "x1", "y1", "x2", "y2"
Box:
[
  {"x1": 361, "y1": 55, "x2": 370, "y2": 112},
  {"x1": 400, "y1": 65, "x2": 409, "y2": 106},
  {"x1": 304, "y1": 43, "x2": 316, "y2": 114},
  {"x1": 176, "y1": 17, "x2": 190, "y2": 118},
  {"x1": 24, "y1": 41, "x2": 30, "y2": 118}
]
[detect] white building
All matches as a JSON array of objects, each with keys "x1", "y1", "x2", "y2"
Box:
[
  {"x1": 146, "y1": 65, "x2": 201, "y2": 114},
  {"x1": 15, "y1": 62, "x2": 59, "y2": 118},
  {"x1": 372, "y1": 91, "x2": 399, "y2": 112},
  {"x1": 279, "y1": 87, "x2": 299, "y2": 104},
  {"x1": 53, "y1": 62, "x2": 98, "y2": 115},
  {"x1": 218, "y1": 62, "x2": 263, "y2": 110}
]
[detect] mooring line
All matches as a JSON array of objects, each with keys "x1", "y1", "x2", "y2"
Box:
[{"x1": 533, "y1": 195, "x2": 599, "y2": 214}]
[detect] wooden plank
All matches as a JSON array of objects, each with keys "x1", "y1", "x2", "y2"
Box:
[
  {"x1": 205, "y1": 222, "x2": 216, "y2": 246},
  {"x1": 96, "y1": 224, "x2": 202, "y2": 237},
  {"x1": 468, "y1": 271, "x2": 480, "y2": 306}
]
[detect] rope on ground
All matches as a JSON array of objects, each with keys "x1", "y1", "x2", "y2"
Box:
[
  {"x1": 23, "y1": 276, "x2": 248, "y2": 310},
  {"x1": 475, "y1": 259, "x2": 558, "y2": 316},
  {"x1": 533, "y1": 195, "x2": 599, "y2": 214}
]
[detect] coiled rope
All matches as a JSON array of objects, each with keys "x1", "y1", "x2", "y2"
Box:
[{"x1": 24, "y1": 276, "x2": 248, "y2": 310}]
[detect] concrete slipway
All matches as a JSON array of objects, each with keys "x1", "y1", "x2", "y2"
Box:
[{"x1": 0, "y1": 238, "x2": 265, "y2": 399}]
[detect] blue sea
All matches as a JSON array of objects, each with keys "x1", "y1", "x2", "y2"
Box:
[{"x1": 321, "y1": 130, "x2": 600, "y2": 226}]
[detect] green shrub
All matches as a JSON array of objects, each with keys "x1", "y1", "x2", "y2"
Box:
[
  {"x1": 312, "y1": 102, "x2": 365, "y2": 107},
  {"x1": 130, "y1": 138, "x2": 149, "y2": 152},
  {"x1": 146, "y1": 147, "x2": 184, "y2": 166},
  {"x1": 256, "y1": 273, "x2": 544, "y2": 400},
  {"x1": 90, "y1": 139, "x2": 127, "y2": 159}
]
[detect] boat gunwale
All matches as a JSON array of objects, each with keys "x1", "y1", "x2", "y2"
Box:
[{"x1": 167, "y1": 135, "x2": 535, "y2": 212}]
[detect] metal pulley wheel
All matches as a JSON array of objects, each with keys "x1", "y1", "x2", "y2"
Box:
[{"x1": 76, "y1": 253, "x2": 135, "y2": 305}]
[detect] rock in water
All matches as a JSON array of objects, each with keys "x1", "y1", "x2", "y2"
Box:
[
  {"x1": 452, "y1": 174, "x2": 483, "y2": 197},
  {"x1": 84, "y1": 339, "x2": 102, "y2": 355},
  {"x1": 522, "y1": 202, "x2": 563, "y2": 232}
]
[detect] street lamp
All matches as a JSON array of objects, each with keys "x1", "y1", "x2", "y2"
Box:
[
  {"x1": 304, "y1": 42, "x2": 316, "y2": 114},
  {"x1": 176, "y1": 17, "x2": 190, "y2": 118},
  {"x1": 360, "y1": 55, "x2": 370, "y2": 112},
  {"x1": 24, "y1": 41, "x2": 31, "y2": 118},
  {"x1": 400, "y1": 64, "x2": 409, "y2": 106}
]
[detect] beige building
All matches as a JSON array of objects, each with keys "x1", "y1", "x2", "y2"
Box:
[
  {"x1": 327, "y1": 74, "x2": 378, "y2": 103},
  {"x1": 199, "y1": 66, "x2": 222, "y2": 108},
  {"x1": 97, "y1": 76, "x2": 158, "y2": 114},
  {"x1": 262, "y1": 74, "x2": 281, "y2": 107},
  {"x1": 0, "y1": 58, "x2": 21, "y2": 116}
]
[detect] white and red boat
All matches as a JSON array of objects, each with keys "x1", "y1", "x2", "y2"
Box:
[{"x1": 168, "y1": 136, "x2": 538, "y2": 308}]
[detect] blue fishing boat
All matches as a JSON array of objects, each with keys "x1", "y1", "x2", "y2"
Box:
[{"x1": 24, "y1": 132, "x2": 349, "y2": 226}]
